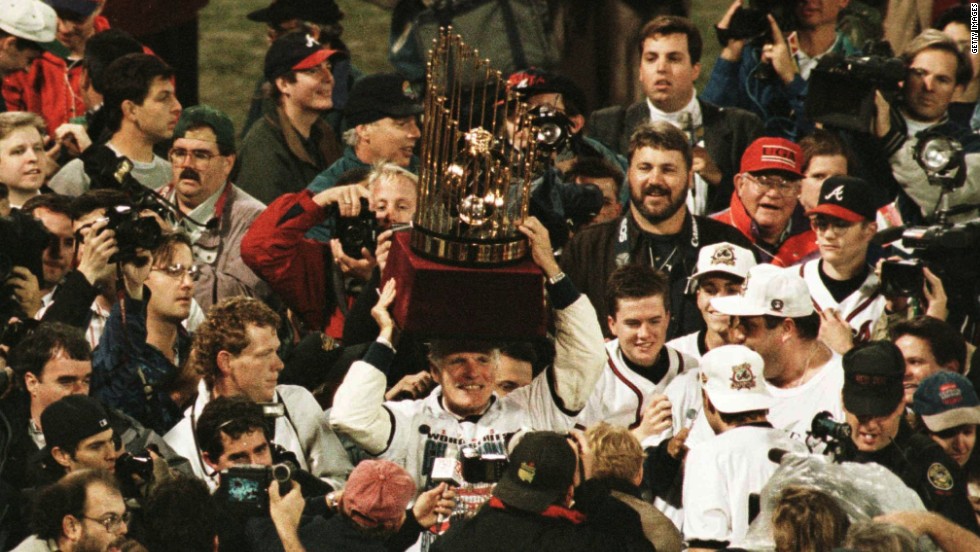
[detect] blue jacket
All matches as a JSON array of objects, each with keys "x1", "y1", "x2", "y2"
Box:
[{"x1": 703, "y1": 34, "x2": 858, "y2": 140}]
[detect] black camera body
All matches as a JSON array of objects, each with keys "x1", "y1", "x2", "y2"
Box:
[
  {"x1": 103, "y1": 205, "x2": 163, "y2": 263},
  {"x1": 115, "y1": 450, "x2": 155, "y2": 481},
  {"x1": 530, "y1": 105, "x2": 573, "y2": 153},
  {"x1": 336, "y1": 199, "x2": 379, "y2": 259},
  {"x1": 806, "y1": 47, "x2": 905, "y2": 133},
  {"x1": 0, "y1": 210, "x2": 51, "y2": 319},
  {"x1": 217, "y1": 462, "x2": 296, "y2": 515},
  {"x1": 880, "y1": 259, "x2": 924, "y2": 297},
  {"x1": 460, "y1": 447, "x2": 508, "y2": 484},
  {"x1": 82, "y1": 145, "x2": 173, "y2": 221}
]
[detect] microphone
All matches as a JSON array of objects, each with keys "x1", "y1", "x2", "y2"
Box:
[
  {"x1": 429, "y1": 444, "x2": 461, "y2": 533},
  {"x1": 768, "y1": 448, "x2": 791, "y2": 464},
  {"x1": 872, "y1": 225, "x2": 906, "y2": 246}
]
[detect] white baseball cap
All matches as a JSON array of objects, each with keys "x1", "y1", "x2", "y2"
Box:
[
  {"x1": 700, "y1": 344, "x2": 772, "y2": 414},
  {"x1": 711, "y1": 264, "x2": 814, "y2": 318},
  {"x1": 685, "y1": 242, "x2": 756, "y2": 294},
  {"x1": 0, "y1": 1, "x2": 63, "y2": 54}
]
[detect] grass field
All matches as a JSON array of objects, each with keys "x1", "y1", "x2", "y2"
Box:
[{"x1": 199, "y1": 0, "x2": 731, "y2": 130}]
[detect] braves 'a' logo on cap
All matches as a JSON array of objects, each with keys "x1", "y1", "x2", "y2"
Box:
[
  {"x1": 730, "y1": 363, "x2": 757, "y2": 390},
  {"x1": 710, "y1": 244, "x2": 736, "y2": 266},
  {"x1": 824, "y1": 185, "x2": 845, "y2": 202},
  {"x1": 518, "y1": 462, "x2": 536, "y2": 483}
]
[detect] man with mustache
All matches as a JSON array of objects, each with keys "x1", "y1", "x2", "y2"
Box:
[
  {"x1": 155, "y1": 105, "x2": 270, "y2": 312},
  {"x1": 560, "y1": 121, "x2": 751, "y2": 340}
]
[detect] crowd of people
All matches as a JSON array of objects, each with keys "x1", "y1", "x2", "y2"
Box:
[{"x1": 1, "y1": 0, "x2": 980, "y2": 551}]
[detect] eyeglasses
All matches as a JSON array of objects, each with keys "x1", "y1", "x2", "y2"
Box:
[
  {"x1": 745, "y1": 173, "x2": 800, "y2": 197},
  {"x1": 83, "y1": 511, "x2": 131, "y2": 534},
  {"x1": 151, "y1": 263, "x2": 201, "y2": 282},
  {"x1": 810, "y1": 216, "x2": 858, "y2": 232},
  {"x1": 168, "y1": 148, "x2": 218, "y2": 166}
]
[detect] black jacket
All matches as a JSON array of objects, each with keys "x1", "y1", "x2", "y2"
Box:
[
  {"x1": 560, "y1": 211, "x2": 754, "y2": 340},
  {"x1": 587, "y1": 99, "x2": 763, "y2": 214}
]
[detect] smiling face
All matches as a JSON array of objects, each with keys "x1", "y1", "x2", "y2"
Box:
[
  {"x1": 638, "y1": 33, "x2": 700, "y2": 112},
  {"x1": 219, "y1": 324, "x2": 283, "y2": 403},
  {"x1": 359, "y1": 116, "x2": 421, "y2": 167},
  {"x1": 895, "y1": 334, "x2": 946, "y2": 403},
  {"x1": 0, "y1": 125, "x2": 44, "y2": 196},
  {"x1": 278, "y1": 60, "x2": 335, "y2": 113},
  {"x1": 129, "y1": 77, "x2": 182, "y2": 143},
  {"x1": 371, "y1": 173, "x2": 417, "y2": 228},
  {"x1": 734, "y1": 171, "x2": 800, "y2": 241},
  {"x1": 433, "y1": 352, "x2": 497, "y2": 418},
  {"x1": 628, "y1": 146, "x2": 691, "y2": 227},
  {"x1": 171, "y1": 127, "x2": 234, "y2": 210},
  {"x1": 846, "y1": 400, "x2": 904, "y2": 452},
  {"x1": 608, "y1": 295, "x2": 670, "y2": 367},
  {"x1": 930, "y1": 424, "x2": 976, "y2": 467},
  {"x1": 696, "y1": 274, "x2": 744, "y2": 335},
  {"x1": 904, "y1": 48, "x2": 962, "y2": 123}
]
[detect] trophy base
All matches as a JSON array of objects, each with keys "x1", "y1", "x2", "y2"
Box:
[
  {"x1": 381, "y1": 232, "x2": 547, "y2": 339},
  {"x1": 409, "y1": 226, "x2": 528, "y2": 267}
]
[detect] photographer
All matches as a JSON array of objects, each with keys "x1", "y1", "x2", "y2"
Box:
[
  {"x1": 704, "y1": 0, "x2": 858, "y2": 140},
  {"x1": 869, "y1": 29, "x2": 980, "y2": 224},
  {"x1": 92, "y1": 232, "x2": 197, "y2": 434},
  {"x1": 49, "y1": 53, "x2": 180, "y2": 197},
  {"x1": 242, "y1": 163, "x2": 417, "y2": 336}
]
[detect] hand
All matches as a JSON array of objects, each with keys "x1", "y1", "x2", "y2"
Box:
[
  {"x1": 6, "y1": 266, "x2": 42, "y2": 318},
  {"x1": 818, "y1": 307, "x2": 854, "y2": 355},
  {"x1": 631, "y1": 394, "x2": 673, "y2": 442},
  {"x1": 873, "y1": 511, "x2": 933, "y2": 536},
  {"x1": 873, "y1": 90, "x2": 891, "y2": 138},
  {"x1": 667, "y1": 426, "x2": 691, "y2": 460},
  {"x1": 692, "y1": 146, "x2": 723, "y2": 185},
  {"x1": 312, "y1": 183, "x2": 372, "y2": 217},
  {"x1": 269, "y1": 480, "x2": 306, "y2": 552},
  {"x1": 375, "y1": 229, "x2": 395, "y2": 273},
  {"x1": 517, "y1": 216, "x2": 560, "y2": 278},
  {"x1": 137, "y1": 449, "x2": 174, "y2": 498},
  {"x1": 760, "y1": 15, "x2": 797, "y2": 85},
  {"x1": 54, "y1": 123, "x2": 92, "y2": 157},
  {"x1": 76, "y1": 218, "x2": 118, "y2": 288},
  {"x1": 922, "y1": 266, "x2": 948, "y2": 321},
  {"x1": 718, "y1": 0, "x2": 748, "y2": 61},
  {"x1": 139, "y1": 210, "x2": 172, "y2": 233},
  {"x1": 329, "y1": 238, "x2": 376, "y2": 282},
  {"x1": 371, "y1": 278, "x2": 397, "y2": 342},
  {"x1": 413, "y1": 482, "x2": 457, "y2": 528},
  {"x1": 121, "y1": 251, "x2": 153, "y2": 300},
  {"x1": 385, "y1": 371, "x2": 435, "y2": 401},
  {"x1": 567, "y1": 429, "x2": 594, "y2": 481}
]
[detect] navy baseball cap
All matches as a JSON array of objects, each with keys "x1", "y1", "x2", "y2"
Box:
[
  {"x1": 493, "y1": 431, "x2": 575, "y2": 513},
  {"x1": 344, "y1": 73, "x2": 423, "y2": 127},
  {"x1": 806, "y1": 175, "x2": 877, "y2": 223},
  {"x1": 264, "y1": 32, "x2": 346, "y2": 82},
  {"x1": 247, "y1": 0, "x2": 343, "y2": 25},
  {"x1": 42, "y1": 395, "x2": 110, "y2": 452},
  {"x1": 842, "y1": 341, "x2": 905, "y2": 417},
  {"x1": 912, "y1": 372, "x2": 980, "y2": 432}
]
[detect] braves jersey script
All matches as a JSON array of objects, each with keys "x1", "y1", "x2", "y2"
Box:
[
  {"x1": 570, "y1": 340, "x2": 698, "y2": 429},
  {"x1": 799, "y1": 259, "x2": 885, "y2": 344},
  {"x1": 683, "y1": 425, "x2": 807, "y2": 547}
]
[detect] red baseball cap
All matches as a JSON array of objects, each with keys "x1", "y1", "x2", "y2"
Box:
[{"x1": 740, "y1": 137, "x2": 803, "y2": 178}]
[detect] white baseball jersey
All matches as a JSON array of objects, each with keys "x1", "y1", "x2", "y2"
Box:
[
  {"x1": 799, "y1": 259, "x2": 885, "y2": 344},
  {"x1": 766, "y1": 353, "x2": 846, "y2": 440},
  {"x1": 683, "y1": 425, "x2": 807, "y2": 547},
  {"x1": 666, "y1": 330, "x2": 707, "y2": 361},
  {"x1": 571, "y1": 340, "x2": 698, "y2": 429}
]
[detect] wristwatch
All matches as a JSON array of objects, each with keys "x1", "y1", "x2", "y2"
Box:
[{"x1": 547, "y1": 271, "x2": 567, "y2": 286}]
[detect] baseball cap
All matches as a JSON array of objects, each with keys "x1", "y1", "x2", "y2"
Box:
[
  {"x1": 345, "y1": 73, "x2": 423, "y2": 127},
  {"x1": 711, "y1": 265, "x2": 814, "y2": 318},
  {"x1": 41, "y1": 395, "x2": 111, "y2": 452},
  {"x1": 493, "y1": 431, "x2": 576, "y2": 513},
  {"x1": 263, "y1": 32, "x2": 345, "y2": 82},
  {"x1": 686, "y1": 242, "x2": 756, "y2": 293},
  {"x1": 842, "y1": 341, "x2": 905, "y2": 417},
  {"x1": 912, "y1": 372, "x2": 980, "y2": 432},
  {"x1": 341, "y1": 459, "x2": 417, "y2": 528},
  {"x1": 700, "y1": 345, "x2": 772, "y2": 413},
  {"x1": 173, "y1": 105, "x2": 236, "y2": 154},
  {"x1": 43, "y1": 0, "x2": 100, "y2": 17},
  {"x1": 805, "y1": 175, "x2": 877, "y2": 222},
  {"x1": 0, "y1": 1, "x2": 68, "y2": 57},
  {"x1": 247, "y1": 0, "x2": 343, "y2": 25},
  {"x1": 507, "y1": 68, "x2": 588, "y2": 115},
  {"x1": 740, "y1": 136, "x2": 803, "y2": 178}
]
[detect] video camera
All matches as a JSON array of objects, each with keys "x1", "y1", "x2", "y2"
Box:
[
  {"x1": 805, "y1": 41, "x2": 905, "y2": 133},
  {"x1": 460, "y1": 446, "x2": 508, "y2": 484},
  {"x1": 101, "y1": 205, "x2": 163, "y2": 264},
  {"x1": 81, "y1": 145, "x2": 190, "y2": 226},
  {"x1": 806, "y1": 411, "x2": 854, "y2": 461},
  {"x1": 715, "y1": 0, "x2": 796, "y2": 47},
  {"x1": 217, "y1": 461, "x2": 297, "y2": 515},
  {"x1": 530, "y1": 105, "x2": 573, "y2": 154}
]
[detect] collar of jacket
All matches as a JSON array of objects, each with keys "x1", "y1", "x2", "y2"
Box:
[
  {"x1": 268, "y1": 104, "x2": 331, "y2": 168},
  {"x1": 624, "y1": 209, "x2": 698, "y2": 253},
  {"x1": 488, "y1": 496, "x2": 586, "y2": 524}
]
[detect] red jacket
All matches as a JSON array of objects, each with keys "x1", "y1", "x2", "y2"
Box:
[
  {"x1": 712, "y1": 191, "x2": 818, "y2": 267},
  {"x1": 241, "y1": 190, "x2": 336, "y2": 332}
]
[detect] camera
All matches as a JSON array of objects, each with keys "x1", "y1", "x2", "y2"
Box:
[
  {"x1": 82, "y1": 145, "x2": 176, "y2": 222},
  {"x1": 530, "y1": 105, "x2": 573, "y2": 153},
  {"x1": 0, "y1": 210, "x2": 51, "y2": 319},
  {"x1": 102, "y1": 205, "x2": 163, "y2": 264},
  {"x1": 335, "y1": 198, "x2": 379, "y2": 259},
  {"x1": 810, "y1": 411, "x2": 852, "y2": 442},
  {"x1": 217, "y1": 461, "x2": 297, "y2": 515},
  {"x1": 806, "y1": 42, "x2": 905, "y2": 133},
  {"x1": 0, "y1": 318, "x2": 40, "y2": 354},
  {"x1": 880, "y1": 259, "x2": 924, "y2": 297},
  {"x1": 460, "y1": 446, "x2": 508, "y2": 484},
  {"x1": 115, "y1": 450, "x2": 155, "y2": 481}
]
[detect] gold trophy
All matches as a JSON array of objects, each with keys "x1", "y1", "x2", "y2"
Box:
[{"x1": 382, "y1": 28, "x2": 547, "y2": 338}]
